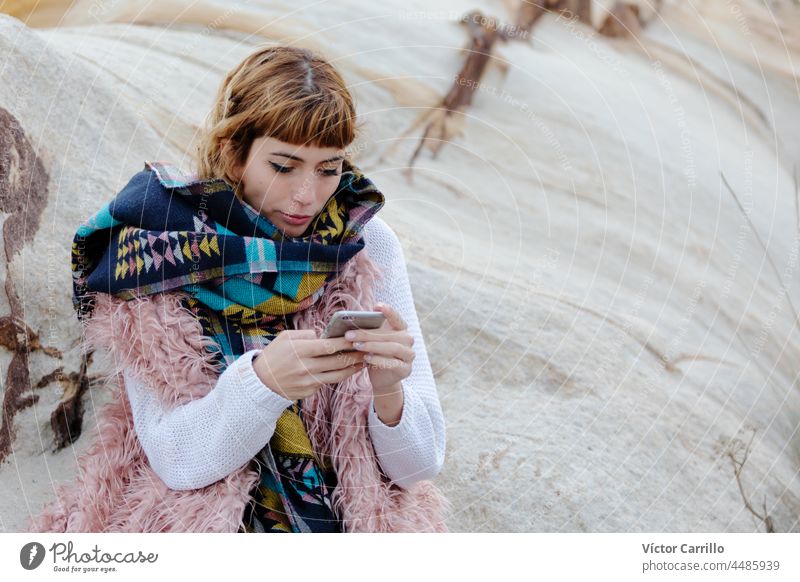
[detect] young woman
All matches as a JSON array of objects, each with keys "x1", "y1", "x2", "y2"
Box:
[{"x1": 29, "y1": 45, "x2": 449, "y2": 533}]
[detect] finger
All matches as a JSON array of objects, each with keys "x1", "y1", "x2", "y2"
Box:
[
  {"x1": 353, "y1": 342, "x2": 414, "y2": 362},
  {"x1": 364, "y1": 353, "x2": 409, "y2": 371},
  {"x1": 347, "y1": 329, "x2": 413, "y2": 347},
  {"x1": 345, "y1": 327, "x2": 394, "y2": 341},
  {"x1": 374, "y1": 303, "x2": 407, "y2": 331},
  {"x1": 303, "y1": 349, "x2": 365, "y2": 375},
  {"x1": 314, "y1": 360, "x2": 367, "y2": 384},
  {"x1": 321, "y1": 349, "x2": 366, "y2": 370},
  {"x1": 283, "y1": 330, "x2": 320, "y2": 357},
  {"x1": 307, "y1": 336, "x2": 358, "y2": 357}
]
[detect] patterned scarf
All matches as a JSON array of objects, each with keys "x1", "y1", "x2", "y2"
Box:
[{"x1": 71, "y1": 159, "x2": 385, "y2": 532}]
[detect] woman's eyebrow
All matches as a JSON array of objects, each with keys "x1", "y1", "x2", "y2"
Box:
[{"x1": 271, "y1": 152, "x2": 344, "y2": 164}]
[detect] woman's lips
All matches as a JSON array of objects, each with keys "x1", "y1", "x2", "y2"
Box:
[{"x1": 280, "y1": 212, "x2": 312, "y2": 225}]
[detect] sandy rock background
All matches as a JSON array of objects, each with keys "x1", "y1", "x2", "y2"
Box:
[{"x1": 0, "y1": 0, "x2": 798, "y2": 532}]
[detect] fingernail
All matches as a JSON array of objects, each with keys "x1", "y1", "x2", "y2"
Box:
[{"x1": 345, "y1": 331, "x2": 356, "y2": 339}]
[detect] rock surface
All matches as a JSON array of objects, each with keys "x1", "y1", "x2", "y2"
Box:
[{"x1": 0, "y1": 0, "x2": 798, "y2": 532}]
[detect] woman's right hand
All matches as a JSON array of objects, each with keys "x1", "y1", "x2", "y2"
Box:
[{"x1": 251, "y1": 330, "x2": 366, "y2": 401}]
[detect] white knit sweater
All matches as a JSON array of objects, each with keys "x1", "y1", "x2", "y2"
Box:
[{"x1": 123, "y1": 216, "x2": 446, "y2": 492}]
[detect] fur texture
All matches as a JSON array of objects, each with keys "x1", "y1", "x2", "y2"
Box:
[{"x1": 27, "y1": 250, "x2": 450, "y2": 532}]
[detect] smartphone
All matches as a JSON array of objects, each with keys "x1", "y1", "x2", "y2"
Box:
[{"x1": 320, "y1": 310, "x2": 386, "y2": 339}]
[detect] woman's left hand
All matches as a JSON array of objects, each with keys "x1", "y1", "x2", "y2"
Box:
[{"x1": 346, "y1": 303, "x2": 415, "y2": 392}]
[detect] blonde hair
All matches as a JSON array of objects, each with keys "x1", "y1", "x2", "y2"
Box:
[{"x1": 195, "y1": 45, "x2": 361, "y2": 198}]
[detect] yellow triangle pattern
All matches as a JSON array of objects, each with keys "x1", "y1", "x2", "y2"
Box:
[
  {"x1": 196, "y1": 235, "x2": 220, "y2": 257},
  {"x1": 314, "y1": 198, "x2": 346, "y2": 239},
  {"x1": 270, "y1": 407, "x2": 313, "y2": 456},
  {"x1": 221, "y1": 302, "x2": 258, "y2": 323}
]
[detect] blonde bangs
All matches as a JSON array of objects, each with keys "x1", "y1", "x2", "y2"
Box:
[{"x1": 250, "y1": 90, "x2": 356, "y2": 150}]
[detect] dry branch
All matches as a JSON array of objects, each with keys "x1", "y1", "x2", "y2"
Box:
[
  {"x1": 727, "y1": 430, "x2": 776, "y2": 532},
  {"x1": 389, "y1": 1, "x2": 662, "y2": 173}
]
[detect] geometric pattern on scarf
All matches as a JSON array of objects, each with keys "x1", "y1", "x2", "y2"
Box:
[
  {"x1": 240, "y1": 401, "x2": 341, "y2": 533},
  {"x1": 70, "y1": 158, "x2": 386, "y2": 532},
  {"x1": 72, "y1": 157, "x2": 384, "y2": 368}
]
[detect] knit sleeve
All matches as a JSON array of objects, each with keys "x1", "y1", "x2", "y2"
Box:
[
  {"x1": 362, "y1": 217, "x2": 447, "y2": 490},
  {"x1": 123, "y1": 349, "x2": 294, "y2": 491}
]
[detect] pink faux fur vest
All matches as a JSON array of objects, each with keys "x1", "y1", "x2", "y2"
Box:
[{"x1": 27, "y1": 249, "x2": 450, "y2": 532}]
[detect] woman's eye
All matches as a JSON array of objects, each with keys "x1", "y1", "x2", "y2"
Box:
[
  {"x1": 270, "y1": 162, "x2": 293, "y2": 173},
  {"x1": 269, "y1": 163, "x2": 338, "y2": 176}
]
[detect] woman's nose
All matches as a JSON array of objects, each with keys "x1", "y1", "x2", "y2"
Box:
[
  {"x1": 291, "y1": 173, "x2": 319, "y2": 206},
  {"x1": 299, "y1": 170, "x2": 327, "y2": 194}
]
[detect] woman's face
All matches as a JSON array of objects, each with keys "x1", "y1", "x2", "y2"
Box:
[{"x1": 230, "y1": 135, "x2": 346, "y2": 237}]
